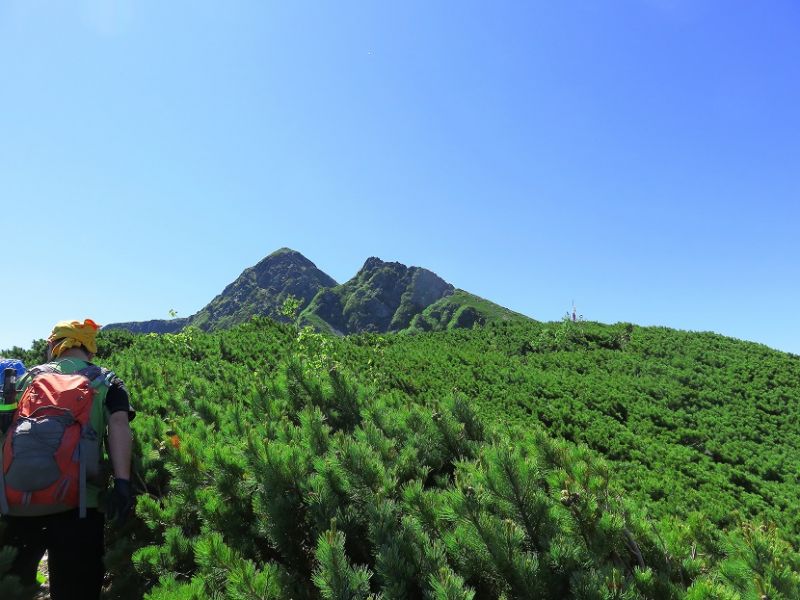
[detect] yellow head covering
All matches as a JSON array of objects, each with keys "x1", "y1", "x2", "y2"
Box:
[{"x1": 48, "y1": 319, "x2": 101, "y2": 358}]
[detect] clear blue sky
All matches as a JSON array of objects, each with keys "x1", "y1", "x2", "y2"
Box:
[{"x1": 1, "y1": 1, "x2": 798, "y2": 355}]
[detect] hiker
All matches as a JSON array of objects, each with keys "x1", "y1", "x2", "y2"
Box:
[{"x1": 0, "y1": 319, "x2": 135, "y2": 600}]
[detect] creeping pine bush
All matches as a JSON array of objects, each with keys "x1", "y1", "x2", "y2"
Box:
[
  {"x1": 102, "y1": 343, "x2": 799, "y2": 599},
  {"x1": 4, "y1": 320, "x2": 798, "y2": 598}
]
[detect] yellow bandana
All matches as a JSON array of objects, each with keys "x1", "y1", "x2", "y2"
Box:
[{"x1": 48, "y1": 319, "x2": 101, "y2": 358}]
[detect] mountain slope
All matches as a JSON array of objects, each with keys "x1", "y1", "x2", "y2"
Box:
[
  {"x1": 297, "y1": 257, "x2": 528, "y2": 334},
  {"x1": 103, "y1": 316, "x2": 190, "y2": 335},
  {"x1": 107, "y1": 250, "x2": 531, "y2": 335},
  {"x1": 297, "y1": 257, "x2": 454, "y2": 334},
  {"x1": 407, "y1": 289, "x2": 528, "y2": 332},
  {"x1": 190, "y1": 247, "x2": 337, "y2": 330},
  {"x1": 106, "y1": 248, "x2": 337, "y2": 334}
]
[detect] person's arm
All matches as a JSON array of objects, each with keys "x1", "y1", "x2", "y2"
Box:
[{"x1": 107, "y1": 411, "x2": 132, "y2": 480}]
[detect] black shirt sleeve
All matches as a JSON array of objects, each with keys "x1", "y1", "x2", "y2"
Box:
[{"x1": 104, "y1": 375, "x2": 136, "y2": 421}]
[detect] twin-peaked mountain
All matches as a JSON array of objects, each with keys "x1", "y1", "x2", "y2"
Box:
[{"x1": 105, "y1": 248, "x2": 529, "y2": 335}]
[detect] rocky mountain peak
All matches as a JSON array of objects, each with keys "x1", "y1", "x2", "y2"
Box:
[
  {"x1": 359, "y1": 256, "x2": 386, "y2": 272},
  {"x1": 106, "y1": 249, "x2": 526, "y2": 336},
  {"x1": 244, "y1": 248, "x2": 337, "y2": 291}
]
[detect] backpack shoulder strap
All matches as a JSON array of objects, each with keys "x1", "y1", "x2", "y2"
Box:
[
  {"x1": 76, "y1": 365, "x2": 116, "y2": 391},
  {"x1": 76, "y1": 364, "x2": 102, "y2": 382},
  {"x1": 27, "y1": 363, "x2": 60, "y2": 378}
]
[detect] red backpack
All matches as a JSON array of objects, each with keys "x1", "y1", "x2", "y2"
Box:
[{"x1": 0, "y1": 364, "x2": 106, "y2": 518}]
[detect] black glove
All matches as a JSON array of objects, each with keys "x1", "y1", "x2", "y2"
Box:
[{"x1": 106, "y1": 478, "x2": 134, "y2": 525}]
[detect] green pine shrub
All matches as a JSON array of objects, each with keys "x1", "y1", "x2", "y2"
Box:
[{"x1": 2, "y1": 317, "x2": 798, "y2": 598}]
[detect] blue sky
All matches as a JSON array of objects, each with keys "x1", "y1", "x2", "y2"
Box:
[{"x1": 1, "y1": 1, "x2": 798, "y2": 354}]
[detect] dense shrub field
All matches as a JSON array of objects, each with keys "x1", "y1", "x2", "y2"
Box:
[
  {"x1": 337, "y1": 319, "x2": 800, "y2": 547},
  {"x1": 1, "y1": 317, "x2": 798, "y2": 598}
]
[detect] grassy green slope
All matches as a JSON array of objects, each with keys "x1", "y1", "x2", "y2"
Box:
[
  {"x1": 406, "y1": 289, "x2": 531, "y2": 332},
  {"x1": 297, "y1": 287, "x2": 531, "y2": 335}
]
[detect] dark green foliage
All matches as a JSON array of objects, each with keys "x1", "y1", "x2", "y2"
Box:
[
  {"x1": 0, "y1": 337, "x2": 47, "y2": 365},
  {"x1": 4, "y1": 316, "x2": 799, "y2": 598},
  {"x1": 0, "y1": 537, "x2": 28, "y2": 600},
  {"x1": 96, "y1": 328, "x2": 138, "y2": 358},
  {"x1": 337, "y1": 319, "x2": 800, "y2": 549},
  {"x1": 313, "y1": 528, "x2": 373, "y2": 599}
]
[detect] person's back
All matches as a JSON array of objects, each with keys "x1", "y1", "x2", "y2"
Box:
[{"x1": 0, "y1": 319, "x2": 135, "y2": 600}]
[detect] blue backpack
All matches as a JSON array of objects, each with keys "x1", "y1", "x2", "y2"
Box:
[
  {"x1": 0, "y1": 358, "x2": 25, "y2": 380},
  {"x1": 1, "y1": 359, "x2": 26, "y2": 433}
]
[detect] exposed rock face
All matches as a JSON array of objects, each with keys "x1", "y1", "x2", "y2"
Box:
[
  {"x1": 299, "y1": 257, "x2": 454, "y2": 334},
  {"x1": 191, "y1": 248, "x2": 338, "y2": 330}
]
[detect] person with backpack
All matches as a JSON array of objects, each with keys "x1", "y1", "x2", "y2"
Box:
[{"x1": 0, "y1": 319, "x2": 135, "y2": 600}]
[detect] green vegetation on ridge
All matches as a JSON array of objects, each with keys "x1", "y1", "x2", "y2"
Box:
[
  {"x1": 296, "y1": 259, "x2": 529, "y2": 335},
  {"x1": 1, "y1": 318, "x2": 798, "y2": 599},
  {"x1": 407, "y1": 289, "x2": 528, "y2": 332}
]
